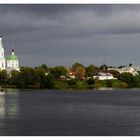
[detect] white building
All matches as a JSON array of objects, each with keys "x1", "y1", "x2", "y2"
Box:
[
  {"x1": 0, "y1": 36, "x2": 6, "y2": 70},
  {"x1": 69, "y1": 72, "x2": 76, "y2": 79},
  {"x1": 132, "y1": 65, "x2": 140, "y2": 72},
  {"x1": 108, "y1": 66, "x2": 138, "y2": 76},
  {"x1": 6, "y1": 49, "x2": 20, "y2": 72},
  {"x1": 94, "y1": 72, "x2": 116, "y2": 80},
  {"x1": 0, "y1": 36, "x2": 20, "y2": 72}
]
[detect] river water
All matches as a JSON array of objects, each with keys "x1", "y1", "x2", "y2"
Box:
[{"x1": 1, "y1": 89, "x2": 140, "y2": 136}]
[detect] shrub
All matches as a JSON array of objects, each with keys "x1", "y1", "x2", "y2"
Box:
[
  {"x1": 76, "y1": 81, "x2": 88, "y2": 89},
  {"x1": 112, "y1": 80, "x2": 120, "y2": 88},
  {"x1": 86, "y1": 78, "x2": 95, "y2": 85},
  {"x1": 120, "y1": 82, "x2": 128, "y2": 88},
  {"x1": 53, "y1": 81, "x2": 69, "y2": 89}
]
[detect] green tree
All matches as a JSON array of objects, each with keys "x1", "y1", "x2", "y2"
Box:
[
  {"x1": 132, "y1": 75, "x2": 140, "y2": 87},
  {"x1": 35, "y1": 67, "x2": 46, "y2": 88},
  {"x1": 9, "y1": 70, "x2": 20, "y2": 85},
  {"x1": 86, "y1": 65, "x2": 98, "y2": 77},
  {"x1": 99, "y1": 64, "x2": 108, "y2": 72},
  {"x1": 76, "y1": 80, "x2": 88, "y2": 89},
  {"x1": 120, "y1": 82, "x2": 128, "y2": 88},
  {"x1": 17, "y1": 67, "x2": 40, "y2": 88},
  {"x1": 45, "y1": 73, "x2": 55, "y2": 89},
  {"x1": 40, "y1": 64, "x2": 48, "y2": 72},
  {"x1": 50, "y1": 66, "x2": 68, "y2": 79},
  {"x1": 108, "y1": 70, "x2": 120, "y2": 78},
  {"x1": 0, "y1": 70, "x2": 8, "y2": 85},
  {"x1": 67, "y1": 79, "x2": 78, "y2": 88},
  {"x1": 86, "y1": 78, "x2": 95, "y2": 85},
  {"x1": 112, "y1": 80, "x2": 121, "y2": 88},
  {"x1": 75, "y1": 66, "x2": 86, "y2": 80},
  {"x1": 53, "y1": 81, "x2": 69, "y2": 89},
  {"x1": 72, "y1": 63, "x2": 85, "y2": 71},
  {"x1": 118, "y1": 72, "x2": 134, "y2": 87}
]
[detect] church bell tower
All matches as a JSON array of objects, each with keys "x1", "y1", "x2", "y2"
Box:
[{"x1": 0, "y1": 36, "x2": 6, "y2": 70}]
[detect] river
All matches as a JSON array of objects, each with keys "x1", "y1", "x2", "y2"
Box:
[{"x1": 0, "y1": 89, "x2": 140, "y2": 136}]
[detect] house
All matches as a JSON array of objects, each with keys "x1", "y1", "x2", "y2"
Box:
[
  {"x1": 94, "y1": 72, "x2": 117, "y2": 80},
  {"x1": 108, "y1": 66, "x2": 138, "y2": 76},
  {"x1": 68, "y1": 72, "x2": 76, "y2": 79}
]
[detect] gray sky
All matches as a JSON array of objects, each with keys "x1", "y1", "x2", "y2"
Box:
[{"x1": 1, "y1": 4, "x2": 140, "y2": 67}]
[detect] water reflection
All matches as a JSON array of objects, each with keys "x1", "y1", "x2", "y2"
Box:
[
  {"x1": 5, "y1": 89, "x2": 20, "y2": 119},
  {"x1": 0, "y1": 95, "x2": 6, "y2": 119}
]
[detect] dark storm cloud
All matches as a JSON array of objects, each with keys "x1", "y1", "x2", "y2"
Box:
[
  {"x1": 1, "y1": 4, "x2": 140, "y2": 36},
  {"x1": 1, "y1": 4, "x2": 140, "y2": 67}
]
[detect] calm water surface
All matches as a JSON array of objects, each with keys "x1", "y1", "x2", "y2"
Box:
[{"x1": 0, "y1": 89, "x2": 140, "y2": 136}]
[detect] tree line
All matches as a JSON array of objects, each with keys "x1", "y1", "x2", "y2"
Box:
[{"x1": 0, "y1": 63, "x2": 140, "y2": 89}]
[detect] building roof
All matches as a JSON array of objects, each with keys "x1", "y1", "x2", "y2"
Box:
[
  {"x1": 95, "y1": 72, "x2": 113, "y2": 76},
  {"x1": 7, "y1": 54, "x2": 18, "y2": 60}
]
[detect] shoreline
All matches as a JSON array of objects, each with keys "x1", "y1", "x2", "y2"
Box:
[{"x1": 3, "y1": 87, "x2": 140, "y2": 91}]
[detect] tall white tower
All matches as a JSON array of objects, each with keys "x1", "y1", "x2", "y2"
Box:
[{"x1": 0, "y1": 36, "x2": 6, "y2": 70}]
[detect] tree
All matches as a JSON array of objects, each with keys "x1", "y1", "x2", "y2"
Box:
[
  {"x1": 72, "y1": 63, "x2": 85, "y2": 71},
  {"x1": 0, "y1": 70, "x2": 8, "y2": 84},
  {"x1": 16, "y1": 67, "x2": 40, "y2": 88},
  {"x1": 118, "y1": 65, "x2": 125, "y2": 68},
  {"x1": 49, "y1": 66, "x2": 68, "y2": 79},
  {"x1": 108, "y1": 70, "x2": 119, "y2": 78},
  {"x1": 53, "y1": 81, "x2": 68, "y2": 89},
  {"x1": 118, "y1": 72, "x2": 134, "y2": 87},
  {"x1": 86, "y1": 65, "x2": 98, "y2": 77},
  {"x1": 35, "y1": 67, "x2": 46, "y2": 88},
  {"x1": 45, "y1": 73, "x2": 55, "y2": 89},
  {"x1": 40, "y1": 64, "x2": 48, "y2": 72},
  {"x1": 131, "y1": 75, "x2": 140, "y2": 87},
  {"x1": 99, "y1": 64, "x2": 108, "y2": 72},
  {"x1": 76, "y1": 80, "x2": 88, "y2": 89},
  {"x1": 75, "y1": 66, "x2": 86, "y2": 80},
  {"x1": 9, "y1": 70, "x2": 20, "y2": 85},
  {"x1": 86, "y1": 78, "x2": 95, "y2": 85}
]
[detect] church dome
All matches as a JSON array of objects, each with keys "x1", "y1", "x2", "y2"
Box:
[
  {"x1": 7, "y1": 54, "x2": 18, "y2": 60},
  {"x1": 7, "y1": 49, "x2": 18, "y2": 61}
]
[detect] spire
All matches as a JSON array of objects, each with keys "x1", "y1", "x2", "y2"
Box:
[
  {"x1": 12, "y1": 48, "x2": 14, "y2": 55},
  {"x1": 0, "y1": 36, "x2": 3, "y2": 49}
]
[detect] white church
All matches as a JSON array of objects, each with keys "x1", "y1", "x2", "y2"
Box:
[{"x1": 0, "y1": 36, "x2": 20, "y2": 72}]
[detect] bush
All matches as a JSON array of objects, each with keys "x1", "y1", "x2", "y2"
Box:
[
  {"x1": 118, "y1": 73, "x2": 134, "y2": 87},
  {"x1": 67, "y1": 79, "x2": 77, "y2": 86},
  {"x1": 94, "y1": 79, "x2": 101, "y2": 88},
  {"x1": 45, "y1": 74, "x2": 55, "y2": 89},
  {"x1": 120, "y1": 82, "x2": 128, "y2": 88},
  {"x1": 76, "y1": 81, "x2": 88, "y2": 89},
  {"x1": 86, "y1": 78, "x2": 95, "y2": 85},
  {"x1": 53, "y1": 81, "x2": 69, "y2": 89},
  {"x1": 112, "y1": 80, "x2": 120, "y2": 88}
]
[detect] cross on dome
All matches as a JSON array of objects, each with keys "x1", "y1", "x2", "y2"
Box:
[{"x1": 12, "y1": 49, "x2": 14, "y2": 55}]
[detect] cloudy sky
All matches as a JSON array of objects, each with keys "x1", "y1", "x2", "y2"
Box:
[{"x1": 1, "y1": 4, "x2": 140, "y2": 67}]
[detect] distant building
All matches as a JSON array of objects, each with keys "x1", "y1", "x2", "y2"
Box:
[
  {"x1": 132, "y1": 65, "x2": 140, "y2": 72},
  {"x1": 6, "y1": 49, "x2": 20, "y2": 72},
  {"x1": 0, "y1": 37, "x2": 6, "y2": 70},
  {"x1": 68, "y1": 72, "x2": 76, "y2": 79},
  {"x1": 108, "y1": 66, "x2": 138, "y2": 76},
  {"x1": 94, "y1": 72, "x2": 116, "y2": 80},
  {"x1": 0, "y1": 36, "x2": 20, "y2": 72}
]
